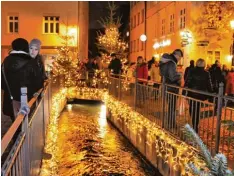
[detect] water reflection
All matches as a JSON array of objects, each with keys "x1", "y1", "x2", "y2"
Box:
[
  {"x1": 53, "y1": 103, "x2": 159, "y2": 176},
  {"x1": 98, "y1": 104, "x2": 107, "y2": 138}
]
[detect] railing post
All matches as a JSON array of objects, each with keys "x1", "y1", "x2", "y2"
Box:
[
  {"x1": 134, "y1": 68, "x2": 138, "y2": 110},
  {"x1": 214, "y1": 83, "x2": 223, "y2": 154},
  {"x1": 20, "y1": 87, "x2": 30, "y2": 176},
  {"x1": 161, "y1": 77, "x2": 166, "y2": 128}
]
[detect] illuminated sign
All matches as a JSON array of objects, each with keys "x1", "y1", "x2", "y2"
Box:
[{"x1": 153, "y1": 39, "x2": 171, "y2": 49}]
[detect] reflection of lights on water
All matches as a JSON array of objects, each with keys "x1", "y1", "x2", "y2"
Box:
[
  {"x1": 67, "y1": 104, "x2": 72, "y2": 111},
  {"x1": 98, "y1": 105, "x2": 107, "y2": 138}
]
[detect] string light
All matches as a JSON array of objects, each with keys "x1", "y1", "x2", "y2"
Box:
[
  {"x1": 66, "y1": 88, "x2": 207, "y2": 175},
  {"x1": 41, "y1": 87, "x2": 208, "y2": 175},
  {"x1": 40, "y1": 88, "x2": 67, "y2": 176}
]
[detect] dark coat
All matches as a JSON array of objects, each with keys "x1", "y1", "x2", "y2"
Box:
[
  {"x1": 1, "y1": 53, "x2": 37, "y2": 117},
  {"x1": 31, "y1": 55, "x2": 47, "y2": 93},
  {"x1": 108, "y1": 58, "x2": 122, "y2": 75},
  {"x1": 159, "y1": 53, "x2": 181, "y2": 93},
  {"x1": 184, "y1": 65, "x2": 194, "y2": 82},
  {"x1": 209, "y1": 64, "x2": 224, "y2": 93},
  {"x1": 185, "y1": 67, "x2": 213, "y2": 100}
]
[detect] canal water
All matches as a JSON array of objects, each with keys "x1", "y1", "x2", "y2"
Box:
[{"x1": 56, "y1": 102, "x2": 161, "y2": 176}]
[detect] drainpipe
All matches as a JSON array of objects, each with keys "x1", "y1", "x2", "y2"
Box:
[
  {"x1": 77, "y1": 1, "x2": 80, "y2": 59},
  {"x1": 144, "y1": 1, "x2": 147, "y2": 61}
]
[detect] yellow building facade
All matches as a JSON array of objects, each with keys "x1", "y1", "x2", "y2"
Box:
[
  {"x1": 1, "y1": 1, "x2": 89, "y2": 63},
  {"x1": 130, "y1": 1, "x2": 233, "y2": 68}
]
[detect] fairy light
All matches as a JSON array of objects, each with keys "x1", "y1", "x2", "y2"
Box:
[
  {"x1": 65, "y1": 87, "x2": 207, "y2": 175},
  {"x1": 40, "y1": 86, "x2": 208, "y2": 175},
  {"x1": 40, "y1": 88, "x2": 67, "y2": 176}
]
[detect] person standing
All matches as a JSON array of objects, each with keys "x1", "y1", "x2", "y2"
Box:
[
  {"x1": 159, "y1": 49, "x2": 183, "y2": 130},
  {"x1": 226, "y1": 67, "x2": 234, "y2": 97},
  {"x1": 1, "y1": 38, "x2": 36, "y2": 122},
  {"x1": 136, "y1": 56, "x2": 148, "y2": 104},
  {"x1": 209, "y1": 60, "x2": 224, "y2": 93},
  {"x1": 184, "y1": 58, "x2": 213, "y2": 132},
  {"x1": 184, "y1": 60, "x2": 195, "y2": 82},
  {"x1": 29, "y1": 39, "x2": 47, "y2": 93},
  {"x1": 108, "y1": 53, "x2": 122, "y2": 75}
]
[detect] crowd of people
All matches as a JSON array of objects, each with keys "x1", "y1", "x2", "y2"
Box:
[
  {"x1": 2, "y1": 37, "x2": 234, "y2": 134},
  {"x1": 108, "y1": 49, "x2": 234, "y2": 132}
]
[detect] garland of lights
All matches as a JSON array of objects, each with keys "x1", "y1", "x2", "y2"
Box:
[
  {"x1": 41, "y1": 87, "x2": 209, "y2": 176},
  {"x1": 65, "y1": 87, "x2": 208, "y2": 175},
  {"x1": 40, "y1": 88, "x2": 67, "y2": 176}
]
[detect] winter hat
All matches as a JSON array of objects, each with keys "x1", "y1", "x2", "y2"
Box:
[
  {"x1": 29, "y1": 38, "x2": 41, "y2": 51},
  {"x1": 11, "y1": 38, "x2": 29, "y2": 53}
]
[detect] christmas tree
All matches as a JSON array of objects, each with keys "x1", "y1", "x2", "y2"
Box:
[
  {"x1": 52, "y1": 30, "x2": 79, "y2": 87},
  {"x1": 96, "y1": 2, "x2": 128, "y2": 64}
]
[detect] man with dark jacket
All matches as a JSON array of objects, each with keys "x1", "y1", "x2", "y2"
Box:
[
  {"x1": 209, "y1": 60, "x2": 224, "y2": 93},
  {"x1": 184, "y1": 60, "x2": 195, "y2": 82},
  {"x1": 1, "y1": 38, "x2": 37, "y2": 122},
  {"x1": 108, "y1": 53, "x2": 122, "y2": 75},
  {"x1": 159, "y1": 49, "x2": 183, "y2": 130}
]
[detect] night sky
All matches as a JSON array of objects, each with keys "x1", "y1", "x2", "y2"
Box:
[{"x1": 88, "y1": 1, "x2": 130, "y2": 57}]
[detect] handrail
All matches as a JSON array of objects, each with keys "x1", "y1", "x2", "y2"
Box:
[{"x1": 1, "y1": 87, "x2": 44, "y2": 156}]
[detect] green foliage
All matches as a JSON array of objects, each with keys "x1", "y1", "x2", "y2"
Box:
[{"x1": 183, "y1": 124, "x2": 234, "y2": 176}]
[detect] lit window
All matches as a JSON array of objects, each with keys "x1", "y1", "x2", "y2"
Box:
[
  {"x1": 8, "y1": 16, "x2": 19, "y2": 33},
  {"x1": 207, "y1": 51, "x2": 220, "y2": 63},
  {"x1": 180, "y1": 9, "x2": 186, "y2": 29},
  {"x1": 215, "y1": 51, "x2": 220, "y2": 61},
  {"x1": 43, "y1": 16, "x2": 59, "y2": 34}
]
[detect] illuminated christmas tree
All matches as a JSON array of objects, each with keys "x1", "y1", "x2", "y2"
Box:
[
  {"x1": 52, "y1": 31, "x2": 79, "y2": 87},
  {"x1": 96, "y1": 2, "x2": 128, "y2": 64}
]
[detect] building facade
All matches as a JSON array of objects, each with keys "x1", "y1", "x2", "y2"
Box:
[
  {"x1": 1, "y1": 1, "x2": 89, "y2": 64},
  {"x1": 130, "y1": 1, "x2": 234, "y2": 68}
]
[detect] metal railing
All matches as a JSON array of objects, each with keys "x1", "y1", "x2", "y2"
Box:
[
  {"x1": 1, "y1": 81, "x2": 52, "y2": 176},
  {"x1": 108, "y1": 74, "x2": 234, "y2": 165}
]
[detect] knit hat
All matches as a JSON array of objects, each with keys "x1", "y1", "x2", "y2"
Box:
[
  {"x1": 11, "y1": 38, "x2": 29, "y2": 53},
  {"x1": 29, "y1": 38, "x2": 41, "y2": 51}
]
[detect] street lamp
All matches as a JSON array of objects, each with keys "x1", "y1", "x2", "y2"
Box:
[
  {"x1": 140, "y1": 34, "x2": 147, "y2": 60},
  {"x1": 230, "y1": 20, "x2": 234, "y2": 66},
  {"x1": 140, "y1": 34, "x2": 147, "y2": 42}
]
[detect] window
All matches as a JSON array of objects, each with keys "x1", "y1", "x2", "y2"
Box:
[
  {"x1": 130, "y1": 41, "x2": 133, "y2": 53},
  {"x1": 134, "y1": 15, "x2": 136, "y2": 28},
  {"x1": 207, "y1": 51, "x2": 213, "y2": 61},
  {"x1": 215, "y1": 51, "x2": 220, "y2": 61},
  {"x1": 170, "y1": 14, "x2": 174, "y2": 33},
  {"x1": 131, "y1": 17, "x2": 133, "y2": 30},
  {"x1": 8, "y1": 16, "x2": 19, "y2": 33},
  {"x1": 141, "y1": 41, "x2": 144, "y2": 51},
  {"x1": 137, "y1": 12, "x2": 140, "y2": 26},
  {"x1": 43, "y1": 16, "x2": 59, "y2": 34},
  {"x1": 180, "y1": 9, "x2": 186, "y2": 29},
  {"x1": 137, "y1": 39, "x2": 139, "y2": 52},
  {"x1": 161, "y1": 19, "x2": 165, "y2": 36},
  {"x1": 141, "y1": 9, "x2": 144, "y2": 23},
  {"x1": 134, "y1": 40, "x2": 136, "y2": 52},
  {"x1": 207, "y1": 51, "x2": 220, "y2": 63}
]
